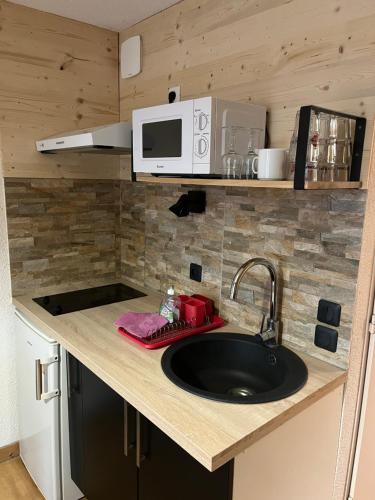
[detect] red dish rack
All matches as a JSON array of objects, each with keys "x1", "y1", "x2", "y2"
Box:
[
  {"x1": 117, "y1": 316, "x2": 225, "y2": 349},
  {"x1": 117, "y1": 293, "x2": 225, "y2": 349}
]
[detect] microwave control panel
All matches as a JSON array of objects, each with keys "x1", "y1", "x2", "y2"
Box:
[{"x1": 193, "y1": 98, "x2": 212, "y2": 165}]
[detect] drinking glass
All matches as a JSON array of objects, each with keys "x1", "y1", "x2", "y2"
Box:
[
  {"x1": 334, "y1": 140, "x2": 351, "y2": 181},
  {"x1": 305, "y1": 162, "x2": 319, "y2": 182},
  {"x1": 313, "y1": 113, "x2": 332, "y2": 182},
  {"x1": 319, "y1": 164, "x2": 335, "y2": 182},
  {"x1": 335, "y1": 165, "x2": 349, "y2": 182},
  {"x1": 222, "y1": 126, "x2": 244, "y2": 179},
  {"x1": 305, "y1": 110, "x2": 326, "y2": 181},
  {"x1": 321, "y1": 115, "x2": 351, "y2": 182},
  {"x1": 287, "y1": 111, "x2": 300, "y2": 180},
  {"x1": 329, "y1": 116, "x2": 350, "y2": 141},
  {"x1": 242, "y1": 128, "x2": 262, "y2": 179}
]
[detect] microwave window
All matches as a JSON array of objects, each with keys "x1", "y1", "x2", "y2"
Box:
[{"x1": 142, "y1": 119, "x2": 182, "y2": 158}]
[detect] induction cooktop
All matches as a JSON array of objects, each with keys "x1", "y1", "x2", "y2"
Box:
[{"x1": 33, "y1": 283, "x2": 146, "y2": 316}]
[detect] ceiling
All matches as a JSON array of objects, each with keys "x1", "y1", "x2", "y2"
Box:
[{"x1": 10, "y1": 0, "x2": 180, "y2": 31}]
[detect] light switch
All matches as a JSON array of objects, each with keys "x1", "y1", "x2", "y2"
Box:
[
  {"x1": 317, "y1": 299, "x2": 341, "y2": 327},
  {"x1": 314, "y1": 325, "x2": 338, "y2": 353}
]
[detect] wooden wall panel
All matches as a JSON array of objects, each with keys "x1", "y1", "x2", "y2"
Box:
[
  {"x1": 0, "y1": 0, "x2": 120, "y2": 179},
  {"x1": 120, "y1": 0, "x2": 375, "y2": 185}
]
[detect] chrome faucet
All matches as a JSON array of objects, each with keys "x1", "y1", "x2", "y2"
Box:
[{"x1": 229, "y1": 257, "x2": 280, "y2": 345}]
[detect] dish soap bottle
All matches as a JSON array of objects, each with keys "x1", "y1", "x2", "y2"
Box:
[{"x1": 159, "y1": 286, "x2": 179, "y2": 323}]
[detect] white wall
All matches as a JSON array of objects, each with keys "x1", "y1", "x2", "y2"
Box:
[{"x1": 0, "y1": 174, "x2": 17, "y2": 447}]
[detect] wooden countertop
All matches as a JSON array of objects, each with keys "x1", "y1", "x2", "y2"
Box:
[{"x1": 13, "y1": 286, "x2": 346, "y2": 472}]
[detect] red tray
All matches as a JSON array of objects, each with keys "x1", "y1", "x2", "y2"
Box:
[{"x1": 117, "y1": 315, "x2": 225, "y2": 349}]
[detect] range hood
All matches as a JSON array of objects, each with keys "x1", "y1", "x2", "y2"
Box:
[{"x1": 36, "y1": 122, "x2": 132, "y2": 154}]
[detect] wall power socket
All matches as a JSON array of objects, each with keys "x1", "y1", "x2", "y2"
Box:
[
  {"x1": 168, "y1": 86, "x2": 181, "y2": 103},
  {"x1": 190, "y1": 263, "x2": 202, "y2": 282}
]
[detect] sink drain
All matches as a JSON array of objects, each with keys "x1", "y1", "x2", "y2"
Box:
[{"x1": 226, "y1": 387, "x2": 255, "y2": 398}]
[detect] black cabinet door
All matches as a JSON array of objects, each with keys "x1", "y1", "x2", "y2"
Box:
[
  {"x1": 137, "y1": 413, "x2": 233, "y2": 500},
  {"x1": 67, "y1": 353, "x2": 138, "y2": 500}
]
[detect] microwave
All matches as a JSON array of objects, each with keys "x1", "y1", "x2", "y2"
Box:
[{"x1": 132, "y1": 97, "x2": 267, "y2": 176}]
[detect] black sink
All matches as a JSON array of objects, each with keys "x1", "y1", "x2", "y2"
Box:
[{"x1": 161, "y1": 333, "x2": 308, "y2": 404}]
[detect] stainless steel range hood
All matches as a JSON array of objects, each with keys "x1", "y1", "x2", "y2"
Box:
[{"x1": 36, "y1": 122, "x2": 132, "y2": 154}]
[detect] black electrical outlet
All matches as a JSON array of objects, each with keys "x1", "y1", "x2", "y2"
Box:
[
  {"x1": 314, "y1": 325, "x2": 338, "y2": 353},
  {"x1": 168, "y1": 90, "x2": 177, "y2": 103},
  {"x1": 169, "y1": 191, "x2": 206, "y2": 218},
  {"x1": 190, "y1": 263, "x2": 202, "y2": 282},
  {"x1": 317, "y1": 299, "x2": 341, "y2": 327}
]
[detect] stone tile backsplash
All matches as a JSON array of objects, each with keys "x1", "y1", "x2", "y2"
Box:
[
  {"x1": 120, "y1": 182, "x2": 366, "y2": 368},
  {"x1": 5, "y1": 179, "x2": 120, "y2": 295},
  {"x1": 120, "y1": 182, "x2": 226, "y2": 302},
  {"x1": 4, "y1": 178, "x2": 366, "y2": 368}
]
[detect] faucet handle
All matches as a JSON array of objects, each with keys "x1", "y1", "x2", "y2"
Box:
[{"x1": 259, "y1": 313, "x2": 266, "y2": 334}]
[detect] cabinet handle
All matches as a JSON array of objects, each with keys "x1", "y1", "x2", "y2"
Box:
[
  {"x1": 136, "y1": 411, "x2": 146, "y2": 468},
  {"x1": 124, "y1": 401, "x2": 132, "y2": 456},
  {"x1": 35, "y1": 359, "x2": 42, "y2": 400},
  {"x1": 67, "y1": 352, "x2": 72, "y2": 398},
  {"x1": 68, "y1": 355, "x2": 81, "y2": 396}
]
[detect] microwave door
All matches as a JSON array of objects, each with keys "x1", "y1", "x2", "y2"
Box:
[
  {"x1": 133, "y1": 100, "x2": 194, "y2": 174},
  {"x1": 142, "y1": 119, "x2": 182, "y2": 159}
]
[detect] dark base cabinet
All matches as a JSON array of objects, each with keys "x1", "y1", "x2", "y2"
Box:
[
  {"x1": 138, "y1": 413, "x2": 233, "y2": 500},
  {"x1": 67, "y1": 353, "x2": 233, "y2": 500},
  {"x1": 67, "y1": 354, "x2": 137, "y2": 500}
]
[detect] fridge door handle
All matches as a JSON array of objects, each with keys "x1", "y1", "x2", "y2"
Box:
[
  {"x1": 35, "y1": 356, "x2": 60, "y2": 401},
  {"x1": 35, "y1": 359, "x2": 43, "y2": 400}
]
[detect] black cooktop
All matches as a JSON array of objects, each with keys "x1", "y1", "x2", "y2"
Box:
[{"x1": 33, "y1": 283, "x2": 146, "y2": 316}]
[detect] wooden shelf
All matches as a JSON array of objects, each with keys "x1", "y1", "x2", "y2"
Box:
[
  {"x1": 135, "y1": 176, "x2": 362, "y2": 190},
  {"x1": 304, "y1": 181, "x2": 362, "y2": 190},
  {"x1": 136, "y1": 176, "x2": 293, "y2": 188}
]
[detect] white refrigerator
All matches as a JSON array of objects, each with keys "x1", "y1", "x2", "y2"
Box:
[{"x1": 15, "y1": 310, "x2": 83, "y2": 500}]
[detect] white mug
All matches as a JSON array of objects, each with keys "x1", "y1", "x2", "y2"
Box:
[{"x1": 252, "y1": 148, "x2": 286, "y2": 180}]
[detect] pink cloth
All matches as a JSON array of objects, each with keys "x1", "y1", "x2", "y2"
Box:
[{"x1": 115, "y1": 312, "x2": 168, "y2": 339}]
